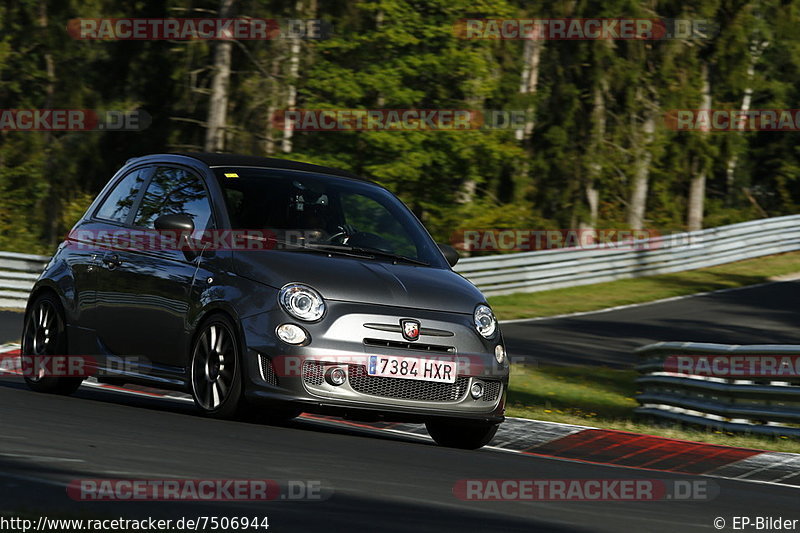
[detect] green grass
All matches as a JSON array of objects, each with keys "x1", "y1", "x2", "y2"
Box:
[
  {"x1": 489, "y1": 251, "x2": 800, "y2": 320},
  {"x1": 507, "y1": 364, "x2": 800, "y2": 453}
]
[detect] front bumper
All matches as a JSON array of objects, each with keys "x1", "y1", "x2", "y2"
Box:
[{"x1": 239, "y1": 301, "x2": 509, "y2": 423}]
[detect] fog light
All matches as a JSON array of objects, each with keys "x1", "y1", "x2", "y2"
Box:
[
  {"x1": 276, "y1": 323, "x2": 308, "y2": 345},
  {"x1": 470, "y1": 381, "x2": 484, "y2": 399},
  {"x1": 326, "y1": 367, "x2": 347, "y2": 386},
  {"x1": 495, "y1": 345, "x2": 506, "y2": 364}
]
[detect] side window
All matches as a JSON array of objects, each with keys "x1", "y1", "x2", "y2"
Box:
[
  {"x1": 95, "y1": 168, "x2": 148, "y2": 223},
  {"x1": 222, "y1": 187, "x2": 245, "y2": 229},
  {"x1": 134, "y1": 167, "x2": 214, "y2": 238}
]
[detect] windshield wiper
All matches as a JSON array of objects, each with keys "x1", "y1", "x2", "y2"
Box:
[
  {"x1": 237, "y1": 236, "x2": 430, "y2": 266},
  {"x1": 277, "y1": 241, "x2": 376, "y2": 260},
  {"x1": 345, "y1": 246, "x2": 429, "y2": 266},
  {"x1": 299, "y1": 242, "x2": 429, "y2": 266}
]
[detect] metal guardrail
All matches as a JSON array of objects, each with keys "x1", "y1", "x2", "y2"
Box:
[
  {"x1": 454, "y1": 214, "x2": 800, "y2": 296},
  {"x1": 2, "y1": 215, "x2": 800, "y2": 307},
  {"x1": 635, "y1": 342, "x2": 800, "y2": 437},
  {"x1": 0, "y1": 251, "x2": 50, "y2": 309}
]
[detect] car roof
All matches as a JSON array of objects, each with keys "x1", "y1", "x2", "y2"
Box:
[{"x1": 170, "y1": 152, "x2": 369, "y2": 182}]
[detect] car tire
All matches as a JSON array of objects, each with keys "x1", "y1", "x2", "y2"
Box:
[
  {"x1": 22, "y1": 293, "x2": 84, "y2": 395},
  {"x1": 425, "y1": 420, "x2": 499, "y2": 450},
  {"x1": 189, "y1": 315, "x2": 243, "y2": 419}
]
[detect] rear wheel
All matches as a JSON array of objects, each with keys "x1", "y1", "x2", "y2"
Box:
[
  {"x1": 190, "y1": 316, "x2": 243, "y2": 419},
  {"x1": 425, "y1": 420, "x2": 499, "y2": 450},
  {"x1": 21, "y1": 293, "x2": 83, "y2": 395}
]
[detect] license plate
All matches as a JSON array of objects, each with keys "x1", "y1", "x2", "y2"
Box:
[{"x1": 367, "y1": 355, "x2": 456, "y2": 383}]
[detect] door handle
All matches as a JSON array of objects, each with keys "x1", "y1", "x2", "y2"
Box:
[{"x1": 103, "y1": 254, "x2": 122, "y2": 270}]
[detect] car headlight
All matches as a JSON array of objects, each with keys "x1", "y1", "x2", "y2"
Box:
[
  {"x1": 279, "y1": 283, "x2": 326, "y2": 321},
  {"x1": 474, "y1": 304, "x2": 497, "y2": 338}
]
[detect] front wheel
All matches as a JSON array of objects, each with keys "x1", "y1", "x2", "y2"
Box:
[
  {"x1": 22, "y1": 293, "x2": 83, "y2": 395},
  {"x1": 190, "y1": 316, "x2": 243, "y2": 419},
  {"x1": 425, "y1": 420, "x2": 499, "y2": 450}
]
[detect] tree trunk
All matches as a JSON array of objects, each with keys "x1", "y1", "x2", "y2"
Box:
[
  {"x1": 263, "y1": 53, "x2": 282, "y2": 155},
  {"x1": 515, "y1": 38, "x2": 542, "y2": 143},
  {"x1": 687, "y1": 62, "x2": 711, "y2": 231},
  {"x1": 204, "y1": 0, "x2": 236, "y2": 152},
  {"x1": 581, "y1": 80, "x2": 607, "y2": 232},
  {"x1": 375, "y1": 8, "x2": 385, "y2": 108},
  {"x1": 281, "y1": 0, "x2": 306, "y2": 153},
  {"x1": 725, "y1": 40, "x2": 767, "y2": 199},
  {"x1": 627, "y1": 94, "x2": 656, "y2": 230},
  {"x1": 512, "y1": 37, "x2": 543, "y2": 203},
  {"x1": 39, "y1": 1, "x2": 59, "y2": 245},
  {"x1": 687, "y1": 159, "x2": 706, "y2": 231}
]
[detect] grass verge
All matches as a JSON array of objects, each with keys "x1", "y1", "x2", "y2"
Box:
[
  {"x1": 507, "y1": 363, "x2": 800, "y2": 453},
  {"x1": 488, "y1": 251, "x2": 800, "y2": 320}
]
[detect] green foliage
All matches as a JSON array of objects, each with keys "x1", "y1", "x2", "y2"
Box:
[
  {"x1": 0, "y1": 141, "x2": 50, "y2": 254},
  {"x1": 426, "y1": 198, "x2": 553, "y2": 251},
  {"x1": 1, "y1": 0, "x2": 799, "y2": 253}
]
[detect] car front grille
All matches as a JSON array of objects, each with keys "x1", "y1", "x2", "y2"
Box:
[
  {"x1": 302, "y1": 361, "x2": 326, "y2": 386},
  {"x1": 363, "y1": 338, "x2": 455, "y2": 353},
  {"x1": 258, "y1": 355, "x2": 278, "y2": 386},
  {"x1": 347, "y1": 364, "x2": 469, "y2": 402},
  {"x1": 483, "y1": 380, "x2": 502, "y2": 402}
]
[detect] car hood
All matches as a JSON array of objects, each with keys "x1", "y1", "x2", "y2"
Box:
[{"x1": 233, "y1": 250, "x2": 485, "y2": 314}]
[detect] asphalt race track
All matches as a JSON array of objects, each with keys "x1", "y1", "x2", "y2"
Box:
[
  {"x1": 0, "y1": 282, "x2": 799, "y2": 531},
  {"x1": 0, "y1": 383, "x2": 798, "y2": 532},
  {"x1": 503, "y1": 280, "x2": 800, "y2": 367}
]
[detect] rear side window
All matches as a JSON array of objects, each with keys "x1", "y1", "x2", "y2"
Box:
[
  {"x1": 134, "y1": 167, "x2": 214, "y2": 237},
  {"x1": 95, "y1": 168, "x2": 148, "y2": 223}
]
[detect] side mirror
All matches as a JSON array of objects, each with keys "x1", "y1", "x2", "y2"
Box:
[
  {"x1": 154, "y1": 213, "x2": 195, "y2": 233},
  {"x1": 438, "y1": 243, "x2": 459, "y2": 267},
  {"x1": 154, "y1": 214, "x2": 199, "y2": 260}
]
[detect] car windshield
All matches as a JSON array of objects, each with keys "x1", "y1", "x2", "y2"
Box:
[{"x1": 213, "y1": 167, "x2": 446, "y2": 267}]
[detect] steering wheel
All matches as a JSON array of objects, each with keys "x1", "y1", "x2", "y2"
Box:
[{"x1": 327, "y1": 224, "x2": 356, "y2": 245}]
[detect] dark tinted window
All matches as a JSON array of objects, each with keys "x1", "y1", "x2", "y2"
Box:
[
  {"x1": 340, "y1": 193, "x2": 417, "y2": 257},
  {"x1": 95, "y1": 168, "x2": 148, "y2": 223},
  {"x1": 134, "y1": 167, "x2": 213, "y2": 237},
  {"x1": 214, "y1": 167, "x2": 446, "y2": 267}
]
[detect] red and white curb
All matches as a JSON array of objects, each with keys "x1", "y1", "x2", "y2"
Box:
[{"x1": 2, "y1": 344, "x2": 798, "y2": 488}]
